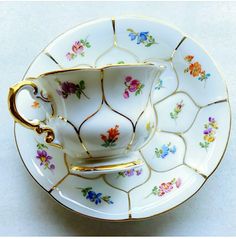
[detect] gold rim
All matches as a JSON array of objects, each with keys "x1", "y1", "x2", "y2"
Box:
[
  {"x1": 70, "y1": 159, "x2": 143, "y2": 172},
  {"x1": 13, "y1": 15, "x2": 232, "y2": 222}
]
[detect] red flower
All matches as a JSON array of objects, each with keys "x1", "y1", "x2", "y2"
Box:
[
  {"x1": 108, "y1": 125, "x2": 120, "y2": 141},
  {"x1": 101, "y1": 135, "x2": 107, "y2": 141}
]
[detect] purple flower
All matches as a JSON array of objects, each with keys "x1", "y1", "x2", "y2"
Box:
[
  {"x1": 36, "y1": 150, "x2": 52, "y2": 165},
  {"x1": 124, "y1": 169, "x2": 135, "y2": 177},
  {"x1": 61, "y1": 81, "x2": 77, "y2": 94},
  {"x1": 204, "y1": 128, "x2": 212, "y2": 135},
  {"x1": 209, "y1": 117, "x2": 215, "y2": 123},
  {"x1": 136, "y1": 169, "x2": 143, "y2": 176}
]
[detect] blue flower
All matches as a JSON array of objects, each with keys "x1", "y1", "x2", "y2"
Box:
[
  {"x1": 161, "y1": 145, "x2": 169, "y2": 158},
  {"x1": 128, "y1": 32, "x2": 137, "y2": 41},
  {"x1": 137, "y1": 32, "x2": 149, "y2": 44},
  {"x1": 86, "y1": 191, "x2": 102, "y2": 204},
  {"x1": 169, "y1": 145, "x2": 177, "y2": 154}
]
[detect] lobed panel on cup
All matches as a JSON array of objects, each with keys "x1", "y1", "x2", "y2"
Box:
[
  {"x1": 183, "y1": 102, "x2": 230, "y2": 176},
  {"x1": 51, "y1": 175, "x2": 129, "y2": 220},
  {"x1": 23, "y1": 53, "x2": 61, "y2": 79},
  {"x1": 129, "y1": 165, "x2": 205, "y2": 219},
  {"x1": 103, "y1": 65, "x2": 157, "y2": 123},
  {"x1": 104, "y1": 162, "x2": 150, "y2": 192},
  {"x1": 15, "y1": 123, "x2": 68, "y2": 191},
  {"x1": 115, "y1": 16, "x2": 183, "y2": 61},
  {"x1": 141, "y1": 131, "x2": 185, "y2": 172},
  {"x1": 79, "y1": 104, "x2": 133, "y2": 158},
  {"x1": 47, "y1": 118, "x2": 87, "y2": 159},
  {"x1": 130, "y1": 102, "x2": 157, "y2": 151},
  {"x1": 149, "y1": 59, "x2": 178, "y2": 104},
  {"x1": 37, "y1": 69, "x2": 103, "y2": 128},
  {"x1": 45, "y1": 18, "x2": 114, "y2": 68},
  {"x1": 172, "y1": 37, "x2": 227, "y2": 106},
  {"x1": 95, "y1": 47, "x2": 138, "y2": 67},
  {"x1": 154, "y1": 92, "x2": 199, "y2": 133}
]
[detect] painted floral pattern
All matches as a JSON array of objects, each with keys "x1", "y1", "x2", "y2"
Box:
[
  {"x1": 66, "y1": 38, "x2": 91, "y2": 60},
  {"x1": 78, "y1": 187, "x2": 113, "y2": 205},
  {"x1": 123, "y1": 75, "x2": 144, "y2": 99},
  {"x1": 36, "y1": 143, "x2": 55, "y2": 171},
  {"x1": 155, "y1": 79, "x2": 164, "y2": 90},
  {"x1": 155, "y1": 142, "x2": 176, "y2": 159},
  {"x1": 100, "y1": 125, "x2": 120, "y2": 148},
  {"x1": 31, "y1": 101, "x2": 40, "y2": 109},
  {"x1": 199, "y1": 117, "x2": 218, "y2": 150},
  {"x1": 147, "y1": 178, "x2": 181, "y2": 197},
  {"x1": 56, "y1": 79, "x2": 89, "y2": 100},
  {"x1": 184, "y1": 55, "x2": 211, "y2": 83},
  {"x1": 117, "y1": 168, "x2": 143, "y2": 178},
  {"x1": 170, "y1": 100, "x2": 184, "y2": 120},
  {"x1": 127, "y1": 28, "x2": 157, "y2": 47},
  {"x1": 144, "y1": 121, "x2": 155, "y2": 141}
]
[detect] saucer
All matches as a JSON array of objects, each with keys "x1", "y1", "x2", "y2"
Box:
[{"x1": 14, "y1": 16, "x2": 231, "y2": 221}]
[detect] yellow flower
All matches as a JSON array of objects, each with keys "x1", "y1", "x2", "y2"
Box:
[{"x1": 204, "y1": 135, "x2": 215, "y2": 143}]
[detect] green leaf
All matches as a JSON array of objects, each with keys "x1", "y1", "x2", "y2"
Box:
[
  {"x1": 80, "y1": 39, "x2": 85, "y2": 44},
  {"x1": 76, "y1": 90, "x2": 81, "y2": 99},
  {"x1": 145, "y1": 42, "x2": 153, "y2": 47},
  {"x1": 86, "y1": 42, "x2": 91, "y2": 48},
  {"x1": 79, "y1": 80, "x2": 85, "y2": 90},
  {"x1": 127, "y1": 28, "x2": 134, "y2": 32}
]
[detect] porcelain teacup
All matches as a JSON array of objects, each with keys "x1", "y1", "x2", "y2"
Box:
[{"x1": 8, "y1": 63, "x2": 164, "y2": 173}]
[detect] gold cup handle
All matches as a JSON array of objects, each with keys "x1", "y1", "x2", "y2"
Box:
[{"x1": 8, "y1": 80, "x2": 56, "y2": 144}]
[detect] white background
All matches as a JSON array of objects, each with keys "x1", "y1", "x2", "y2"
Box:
[{"x1": 0, "y1": 1, "x2": 236, "y2": 236}]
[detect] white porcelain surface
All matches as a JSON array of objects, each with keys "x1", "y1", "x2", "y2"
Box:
[{"x1": 13, "y1": 16, "x2": 230, "y2": 221}]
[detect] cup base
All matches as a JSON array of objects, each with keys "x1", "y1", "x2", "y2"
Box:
[{"x1": 68, "y1": 151, "x2": 144, "y2": 175}]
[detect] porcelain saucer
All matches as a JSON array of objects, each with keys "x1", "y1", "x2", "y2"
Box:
[{"x1": 14, "y1": 16, "x2": 231, "y2": 221}]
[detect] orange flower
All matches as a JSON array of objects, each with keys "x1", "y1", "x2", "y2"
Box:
[
  {"x1": 31, "y1": 101, "x2": 40, "y2": 108},
  {"x1": 189, "y1": 62, "x2": 202, "y2": 77},
  {"x1": 184, "y1": 55, "x2": 194, "y2": 62},
  {"x1": 108, "y1": 125, "x2": 120, "y2": 141}
]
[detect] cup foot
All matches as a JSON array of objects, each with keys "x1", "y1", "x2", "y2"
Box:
[{"x1": 68, "y1": 151, "x2": 144, "y2": 175}]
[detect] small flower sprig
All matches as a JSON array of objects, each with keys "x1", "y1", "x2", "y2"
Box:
[
  {"x1": 170, "y1": 100, "x2": 184, "y2": 120},
  {"x1": 155, "y1": 79, "x2": 164, "y2": 90},
  {"x1": 199, "y1": 117, "x2": 218, "y2": 150},
  {"x1": 117, "y1": 168, "x2": 143, "y2": 178},
  {"x1": 36, "y1": 142, "x2": 55, "y2": 171},
  {"x1": 155, "y1": 142, "x2": 176, "y2": 159},
  {"x1": 146, "y1": 178, "x2": 181, "y2": 198},
  {"x1": 123, "y1": 75, "x2": 145, "y2": 99},
  {"x1": 56, "y1": 79, "x2": 89, "y2": 100},
  {"x1": 100, "y1": 125, "x2": 120, "y2": 148},
  {"x1": 66, "y1": 38, "x2": 91, "y2": 60},
  {"x1": 127, "y1": 28, "x2": 157, "y2": 47},
  {"x1": 184, "y1": 55, "x2": 211, "y2": 82},
  {"x1": 78, "y1": 187, "x2": 114, "y2": 205}
]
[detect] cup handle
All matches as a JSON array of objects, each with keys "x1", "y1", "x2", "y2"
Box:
[{"x1": 8, "y1": 80, "x2": 58, "y2": 146}]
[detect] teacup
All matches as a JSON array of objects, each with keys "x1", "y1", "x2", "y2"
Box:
[{"x1": 8, "y1": 63, "x2": 164, "y2": 173}]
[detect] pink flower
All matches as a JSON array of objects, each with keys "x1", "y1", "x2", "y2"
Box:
[
  {"x1": 125, "y1": 76, "x2": 133, "y2": 82},
  {"x1": 123, "y1": 90, "x2": 129, "y2": 98},
  {"x1": 175, "y1": 178, "x2": 181, "y2": 188},
  {"x1": 72, "y1": 41, "x2": 84, "y2": 54},
  {"x1": 159, "y1": 182, "x2": 173, "y2": 193},
  {"x1": 128, "y1": 80, "x2": 140, "y2": 92},
  {"x1": 66, "y1": 53, "x2": 72, "y2": 60}
]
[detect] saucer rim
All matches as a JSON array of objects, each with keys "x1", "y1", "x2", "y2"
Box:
[{"x1": 13, "y1": 15, "x2": 232, "y2": 222}]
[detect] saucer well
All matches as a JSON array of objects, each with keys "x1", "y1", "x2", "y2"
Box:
[{"x1": 14, "y1": 16, "x2": 231, "y2": 221}]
